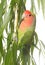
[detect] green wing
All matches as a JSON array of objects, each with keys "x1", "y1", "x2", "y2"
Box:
[{"x1": 18, "y1": 15, "x2": 36, "y2": 47}]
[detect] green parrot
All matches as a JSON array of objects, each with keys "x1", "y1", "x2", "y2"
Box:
[
  {"x1": 18, "y1": 10, "x2": 36, "y2": 46},
  {"x1": 18, "y1": 10, "x2": 36, "y2": 65}
]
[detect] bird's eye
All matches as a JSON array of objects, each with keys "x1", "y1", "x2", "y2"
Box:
[{"x1": 29, "y1": 14, "x2": 31, "y2": 16}]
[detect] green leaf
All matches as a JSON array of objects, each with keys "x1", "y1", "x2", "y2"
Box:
[
  {"x1": 41, "y1": 0, "x2": 45, "y2": 14},
  {"x1": 31, "y1": 38, "x2": 34, "y2": 55},
  {"x1": 31, "y1": 32, "x2": 39, "y2": 55},
  {"x1": 39, "y1": 40, "x2": 45, "y2": 56},
  {"x1": 10, "y1": 0, "x2": 20, "y2": 8},
  {"x1": 0, "y1": 52, "x2": 2, "y2": 63},
  {"x1": 0, "y1": 0, "x2": 7, "y2": 24},
  {"x1": 4, "y1": 48, "x2": 14, "y2": 65},
  {"x1": 12, "y1": 42, "x2": 17, "y2": 65},
  {"x1": 0, "y1": 3, "x2": 3, "y2": 25},
  {"x1": 7, "y1": 33, "x2": 12, "y2": 50},
  {"x1": 31, "y1": 0, "x2": 34, "y2": 12},
  {"x1": 31, "y1": 56, "x2": 37, "y2": 65},
  {"x1": 1, "y1": 0, "x2": 7, "y2": 8},
  {"x1": 0, "y1": 9, "x2": 11, "y2": 37},
  {"x1": 23, "y1": 0, "x2": 26, "y2": 4},
  {"x1": 18, "y1": 0, "x2": 26, "y2": 24},
  {"x1": 10, "y1": 20, "x2": 14, "y2": 33},
  {"x1": 37, "y1": 0, "x2": 41, "y2": 9},
  {"x1": 28, "y1": 54, "x2": 30, "y2": 65},
  {"x1": 34, "y1": 32, "x2": 38, "y2": 45},
  {"x1": 0, "y1": 36, "x2": 3, "y2": 56},
  {"x1": 41, "y1": 0, "x2": 45, "y2": 16}
]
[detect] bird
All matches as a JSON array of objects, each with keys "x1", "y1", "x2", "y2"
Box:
[
  {"x1": 18, "y1": 10, "x2": 36, "y2": 65},
  {"x1": 18, "y1": 10, "x2": 36, "y2": 46}
]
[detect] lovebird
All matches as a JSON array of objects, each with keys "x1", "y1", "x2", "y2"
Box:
[
  {"x1": 18, "y1": 10, "x2": 36, "y2": 46},
  {"x1": 18, "y1": 10, "x2": 36, "y2": 65}
]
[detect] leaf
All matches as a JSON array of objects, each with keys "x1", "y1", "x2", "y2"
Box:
[
  {"x1": 28, "y1": 54, "x2": 30, "y2": 65},
  {"x1": 4, "y1": 48, "x2": 14, "y2": 65},
  {"x1": 1, "y1": 0, "x2": 7, "y2": 8},
  {"x1": 0, "y1": 0, "x2": 7, "y2": 25},
  {"x1": 18, "y1": 0, "x2": 26, "y2": 24},
  {"x1": 39, "y1": 40, "x2": 45, "y2": 56},
  {"x1": 37, "y1": 0, "x2": 41, "y2": 9},
  {"x1": 41, "y1": 0, "x2": 45, "y2": 16},
  {"x1": 0, "y1": 36, "x2": 3, "y2": 56},
  {"x1": 31, "y1": 38, "x2": 34, "y2": 55},
  {"x1": 31, "y1": 55, "x2": 37, "y2": 65},
  {"x1": 12, "y1": 42, "x2": 17, "y2": 65},
  {"x1": 23, "y1": 0, "x2": 26, "y2": 4},
  {"x1": 10, "y1": 0, "x2": 19, "y2": 8},
  {"x1": 7, "y1": 33, "x2": 12, "y2": 50},
  {"x1": 10, "y1": 20, "x2": 14, "y2": 33},
  {"x1": 31, "y1": 32, "x2": 39, "y2": 55},
  {"x1": 0, "y1": 52, "x2": 2, "y2": 63},
  {"x1": 31, "y1": 0, "x2": 34, "y2": 12},
  {"x1": 0, "y1": 3, "x2": 3, "y2": 25},
  {"x1": 0, "y1": 9, "x2": 11, "y2": 37},
  {"x1": 34, "y1": 32, "x2": 38, "y2": 45}
]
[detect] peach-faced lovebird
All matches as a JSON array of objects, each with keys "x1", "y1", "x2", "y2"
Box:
[
  {"x1": 18, "y1": 10, "x2": 36, "y2": 46},
  {"x1": 18, "y1": 10, "x2": 36, "y2": 65}
]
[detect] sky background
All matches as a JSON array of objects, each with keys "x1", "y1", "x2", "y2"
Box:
[{"x1": 26, "y1": 0, "x2": 45, "y2": 65}]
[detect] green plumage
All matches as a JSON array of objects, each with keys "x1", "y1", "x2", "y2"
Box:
[
  {"x1": 18, "y1": 15, "x2": 36, "y2": 46},
  {"x1": 18, "y1": 11, "x2": 36, "y2": 65}
]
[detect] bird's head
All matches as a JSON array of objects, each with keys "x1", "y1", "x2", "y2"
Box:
[
  {"x1": 22, "y1": 10, "x2": 35, "y2": 19},
  {"x1": 19, "y1": 10, "x2": 36, "y2": 31}
]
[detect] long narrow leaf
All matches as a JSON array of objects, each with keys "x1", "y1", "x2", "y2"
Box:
[
  {"x1": 4, "y1": 48, "x2": 14, "y2": 65},
  {"x1": 0, "y1": 36, "x2": 3, "y2": 56},
  {"x1": 41, "y1": 0, "x2": 45, "y2": 16},
  {"x1": 0, "y1": 9, "x2": 11, "y2": 37},
  {"x1": 12, "y1": 42, "x2": 17, "y2": 65},
  {"x1": 0, "y1": 3, "x2": 3, "y2": 25},
  {"x1": 37, "y1": 0, "x2": 41, "y2": 9}
]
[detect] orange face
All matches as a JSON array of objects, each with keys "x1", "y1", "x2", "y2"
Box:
[{"x1": 19, "y1": 10, "x2": 35, "y2": 31}]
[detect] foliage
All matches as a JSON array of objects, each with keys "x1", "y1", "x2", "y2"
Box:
[{"x1": 0, "y1": 0, "x2": 45, "y2": 65}]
